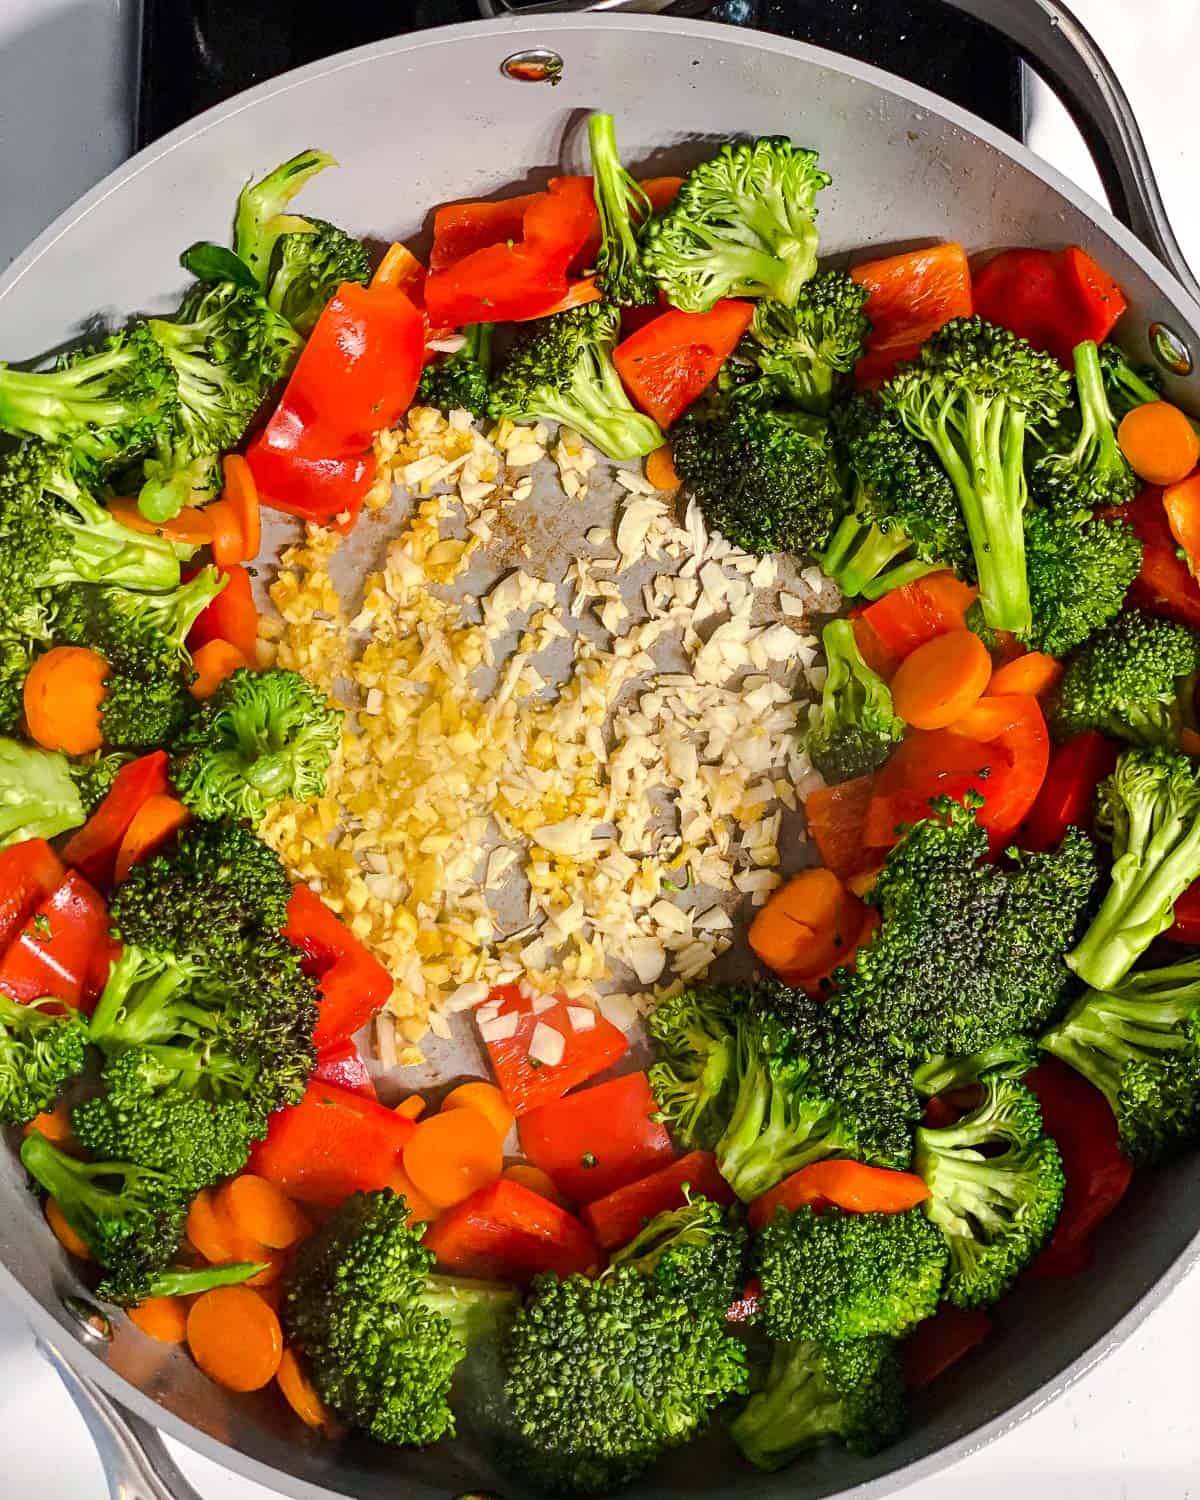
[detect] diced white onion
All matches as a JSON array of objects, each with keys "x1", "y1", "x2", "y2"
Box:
[
  {"x1": 528, "y1": 1021, "x2": 566, "y2": 1067},
  {"x1": 479, "y1": 1011, "x2": 520, "y2": 1043},
  {"x1": 566, "y1": 1005, "x2": 596, "y2": 1032}
]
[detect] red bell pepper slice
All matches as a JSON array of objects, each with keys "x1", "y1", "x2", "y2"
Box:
[
  {"x1": 902, "y1": 1305, "x2": 992, "y2": 1389},
  {"x1": 423, "y1": 177, "x2": 598, "y2": 328},
  {"x1": 850, "y1": 243, "x2": 973, "y2": 384},
  {"x1": 581, "y1": 1150, "x2": 734, "y2": 1250},
  {"x1": 613, "y1": 301, "x2": 754, "y2": 428},
  {"x1": 851, "y1": 612, "x2": 901, "y2": 682},
  {"x1": 1124, "y1": 485, "x2": 1200, "y2": 629},
  {"x1": 973, "y1": 246, "x2": 1127, "y2": 368},
  {"x1": 1025, "y1": 1059, "x2": 1133, "y2": 1278},
  {"x1": 61, "y1": 752, "x2": 169, "y2": 888},
  {"x1": 282, "y1": 884, "x2": 393, "y2": 1051},
  {"x1": 0, "y1": 871, "x2": 110, "y2": 1012},
  {"x1": 245, "y1": 440, "x2": 377, "y2": 534},
  {"x1": 802, "y1": 775, "x2": 883, "y2": 881},
  {"x1": 422, "y1": 1177, "x2": 601, "y2": 1283},
  {"x1": 480, "y1": 984, "x2": 629, "y2": 1117},
  {"x1": 1017, "y1": 731, "x2": 1120, "y2": 853},
  {"x1": 430, "y1": 192, "x2": 542, "y2": 272},
  {"x1": 186, "y1": 564, "x2": 260, "y2": 663},
  {"x1": 1168, "y1": 879, "x2": 1200, "y2": 942},
  {"x1": 747, "y1": 1162, "x2": 930, "y2": 1232},
  {"x1": 312, "y1": 1039, "x2": 377, "y2": 1100},
  {"x1": 247, "y1": 1078, "x2": 415, "y2": 1207},
  {"x1": 517, "y1": 1071, "x2": 676, "y2": 1206},
  {"x1": 0, "y1": 839, "x2": 65, "y2": 953},
  {"x1": 860, "y1": 571, "x2": 978, "y2": 659}
]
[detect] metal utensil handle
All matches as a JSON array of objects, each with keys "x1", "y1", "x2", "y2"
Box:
[{"x1": 40, "y1": 1340, "x2": 202, "y2": 1500}]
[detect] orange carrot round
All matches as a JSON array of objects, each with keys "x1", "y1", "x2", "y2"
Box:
[
  {"x1": 987, "y1": 651, "x2": 1064, "y2": 699},
  {"x1": 46, "y1": 1198, "x2": 90, "y2": 1260},
  {"x1": 384, "y1": 1162, "x2": 439, "y2": 1223},
  {"x1": 24, "y1": 1103, "x2": 75, "y2": 1147},
  {"x1": 186, "y1": 1286, "x2": 283, "y2": 1392},
  {"x1": 402, "y1": 1107, "x2": 503, "y2": 1209},
  {"x1": 441, "y1": 1081, "x2": 515, "y2": 1145},
  {"x1": 206, "y1": 498, "x2": 244, "y2": 569},
  {"x1": 185, "y1": 1188, "x2": 234, "y2": 1264},
  {"x1": 222, "y1": 455, "x2": 261, "y2": 562},
  {"x1": 799, "y1": 905, "x2": 880, "y2": 998},
  {"x1": 748, "y1": 867, "x2": 861, "y2": 981},
  {"x1": 395, "y1": 1094, "x2": 426, "y2": 1122},
  {"x1": 108, "y1": 496, "x2": 215, "y2": 546},
  {"x1": 23, "y1": 646, "x2": 109, "y2": 754},
  {"x1": 1118, "y1": 402, "x2": 1200, "y2": 486},
  {"x1": 950, "y1": 693, "x2": 1027, "y2": 743},
  {"x1": 113, "y1": 795, "x2": 190, "y2": 884},
  {"x1": 277, "y1": 1347, "x2": 339, "y2": 1433},
  {"x1": 645, "y1": 443, "x2": 681, "y2": 491},
  {"x1": 215, "y1": 1175, "x2": 311, "y2": 1250},
  {"x1": 501, "y1": 1163, "x2": 570, "y2": 1207},
  {"x1": 1163, "y1": 471, "x2": 1200, "y2": 577},
  {"x1": 189, "y1": 639, "x2": 250, "y2": 700},
  {"x1": 129, "y1": 1297, "x2": 189, "y2": 1344},
  {"x1": 891, "y1": 629, "x2": 992, "y2": 730}
]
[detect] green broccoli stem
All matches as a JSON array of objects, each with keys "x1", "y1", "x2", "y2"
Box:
[
  {"x1": 548, "y1": 360, "x2": 663, "y2": 461},
  {"x1": 235, "y1": 149, "x2": 336, "y2": 287},
  {"x1": 88, "y1": 951, "x2": 208, "y2": 1050},
  {"x1": 1074, "y1": 340, "x2": 1120, "y2": 460},
  {"x1": 588, "y1": 113, "x2": 652, "y2": 297},
  {"x1": 819, "y1": 516, "x2": 912, "y2": 598},
  {"x1": 728, "y1": 1342, "x2": 837, "y2": 1470},
  {"x1": 953, "y1": 397, "x2": 1032, "y2": 635},
  {"x1": 422, "y1": 1274, "x2": 519, "y2": 1346},
  {"x1": 859, "y1": 557, "x2": 944, "y2": 601},
  {"x1": 150, "y1": 1262, "x2": 268, "y2": 1297},
  {"x1": 0, "y1": 348, "x2": 139, "y2": 444},
  {"x1": 716, "y1": 1050, "x2": 836, "y2": 1201},
  {"x1": 466, "y1": 321, "x2": 494, "y2": 376}
]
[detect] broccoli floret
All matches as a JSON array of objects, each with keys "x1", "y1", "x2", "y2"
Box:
[
  {"x1": 605, "y1": 1193, "x2": 748, "y2": 1316},
  {"x1": 417, "y1": 323, "x2": 493, "y2": 420},
  {"x1": 1025, "y1": 507, "x2": 1143, "y2": 658},
  {"x1": 0, "y1": 326, "x2": 176, "y2": 474},
  {"x1": 170, "y1": 667, "x2": 341, "y2": 824},
  {"x1": 0, "y1": 632, "x2": 32, "y2": 736},
  {"x1": 52, "y1": 567, "x2": 226, "y2": 679},
  {"x1": 1042, "y1": 958, "x2": 1200, "y2": 1163},
  {"x1": 0, "y1": 736, "x2": 85, "y2": 846},
  {"x1": 285, "y1": 1188, "x2": 517, "y2": 1447},
  {"x1": 234, "y1": 148, "x2": 339, "y2": 288},
  {"x1": 488, "y1": 303, "x2": 663, "y2": 461},
  {"x1": 912, "y1": 1035, "x2": 1039, "y2": 1097},
  {"x1": 755, "y1": 1204, "x2": 946, "y2": 1343},
  {"x1": 672, "y1": 399, "x2": 843, "y2": 557},
  {"x1": 882, "y1": 316, "x2": 1072, "y2": 633},
  {"x1": 647, "y1": 983, "x2": 741, "y2": 1151},
  {"x1": 111, "y1": 818, "x2": 294, "y2": 958},
  {"x1": 1029, "y1": 340, "x2": 1137, "y2": 511},
  {"x1": 68, "y1": 750, "x2": 132, "y2": 815},
  {"x1": 500, "y1": 1265, "x2": 747, "y2": 1494},
  {"x1": 914, "y1": 1076, "x2": 1064, "y2": 1306},
  {"x1": 831, "y1": 796, "x2": 1100, "y2": 1062},
  {"x1": 1067, "y1": 747, "x2": 1200, "y2": 991},
  {"x1": 1097, "y1": 340, "x2": 1171, "y2": 421},
  {"x1": 729, "y1": 1336, "x2": 906, "y2": 1470},
  {"x1": 265, "y1": 217, "x2": 371, "y2": 335},
  {"x1": 745, "y1": 270, "x2": 870, "y2": 413},
  {"x1": 586, "y1": 113, "x2": 656, "y2": 307},
  {"x1": 820, "y1": 394, "x2": 971, "y2": 599},
  {"x1": 1052, "y1": 609, "x2": 1200, "y2": 746},
  {"x1": 0, "y1": 995, "x2": 88, "y2": 1126},
  {"x1": 642, "y1": 137, "x2": 829, "y2": 312},
  {"x1": 805, "y1": 618, "x2": 905, "y2": 782}
]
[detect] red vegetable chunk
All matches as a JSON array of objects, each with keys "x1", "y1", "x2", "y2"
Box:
[
  {"x1": 62, "y1": 753, "x2": 169, "y2": 888},
  {"x1": 973, "y1": 246, "x2": 1127, "y2": 368},
  {"x1": 312, "y1": 1039, "x2": 377, "y2": 1100},
  {"x1": 423, "y1": 1178, "x2": 600, "y2": 1283},
  {"x1": 1017, "y1": 731, "x2": 1120, "y2": 853},
  {"x1": 0, "y1": 839, "x2": 66, "y2": 953},
  {"x1": 480, "y1": 984, "x2": 628, "y2": 1117},
  {"x1": 582, "y1": 1151, "x2": 733, "y2": 1250},
  {"x1": 0, "y1": 871, "x2": 110, "y2": 1012},
  {"x1": 613, "y1": 301, "x2": 753, "y2": 428},
  {"x1": 283, "y1": 884, "x2": 393, "y2": 1051},
  {"x1": 903, "y1": 1304, "x2": 991, "y2": 1389}
]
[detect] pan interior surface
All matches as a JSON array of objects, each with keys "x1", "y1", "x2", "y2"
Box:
[{"x1": 1, "y1": 15, "x2": 1199, "y2": 1500}]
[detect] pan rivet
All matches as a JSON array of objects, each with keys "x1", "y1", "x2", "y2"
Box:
[
  {"x1": 1149, "y1": 321, "x2": 1193, "y2": 377},
  {"x1": 500, "y1": 49, "x2": 563, "y2": 85},
  {"x1": 61, "y1": 1295, "x2": 114, "y2": 1343}
]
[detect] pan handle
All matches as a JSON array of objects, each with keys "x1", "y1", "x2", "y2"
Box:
[{"x1": 40, "y1": 1340, "x2": 202, "y2": 1500}]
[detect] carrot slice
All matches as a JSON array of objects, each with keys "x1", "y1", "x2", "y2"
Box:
[
  {"x1": 24, "y1": 1103, "x2": 74, "y2": 1146},
  {"x1": 46, "y1": 1198, "x2": 90, "y2": 1260},
  {"x1": 108, "y1": 496, "x2": 215, "y2": 546},
  {"x1": 1118, "y1": 403, "x2": 1199, "y2": 486},
  {"x1": 644, "y1": 442, "x2": 681, "y2": 491},
  {"x1": 371, "y1": 240, "x2": 426, "y2": 294},
  {"x1": 528, "y1": 274, "x2": 603, "y2": 320},
  {"x1": 748, "y1": 867, "x2": 862, "y2": 982},
  {"x1": 206, "y1": 498, "x2": 244, "y2": 569},
  {"x1": 277, "y1": 1347, "x2": 339, "y2": 1433},
  {"x1": 113, "y1": 795, "x2": 190, "y2": 884},
  {"x1": 402, "y1": 1106, "x2": 504, "y2": 1209},
  {"x1": 891, "y1": 629, "x2": 992, "y2": 730},
  {"x1": 187, "y1": 1286, "x2": 283, "y2": 1392},
  {"x1": 129, "y1": 1297, "x2": 189, "y2": 1344},
  {"x1": 215, "y1": 1174, "x2": 311, "y2": 1250},
  {"x1": 987, "y1": 651, "x2": 1064, "y2": 699},
  {"x1": 1163, "y1": 471, "x2": 1200, "y2": 577},
  {"x1": 185, "y1": 1188, "x2": 234, "y2": 1264},
  {"x1": 949, "y1": 694, "x2": 1028, "y2": 743},
  {"x1": 395, "y1": 1095, "x2": 426, "y2": 1121},
  {"x1": 502, "y1": 1163, "x2": 570, "y2": 1208},
  {"x1": 748, "y1": 1161, "x2": 931, "y2": 1231},
  {"x1": 24, "y1": 647, "x2": 109, "y2": 754},
  {"x1": 441, "y1": 1081, "x2": 515, "y2": 1145},
  {"x1": 384, "y1": 1161, "x2": 439, "y2": 1223},
  {"x1": 189, "y1": 639, "x2": 249, "y2": 700},
  {"x1": 222, "y1": 455, "x2": 261, "y2": 563}
]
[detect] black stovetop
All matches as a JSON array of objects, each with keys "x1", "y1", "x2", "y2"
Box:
[{"x1": 136, "y1": 1, "x2": 1024, "y2": 149}]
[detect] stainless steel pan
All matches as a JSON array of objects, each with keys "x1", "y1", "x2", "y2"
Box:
[{"x1": 3, "y1": 5, "x2": 1199, "y2": 1497}]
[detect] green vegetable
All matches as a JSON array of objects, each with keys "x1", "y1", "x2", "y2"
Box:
[
  {"x1": 586, "y1": 112, "x2": 656, "y2": 307},
  {"x1": 729, "y1": 1336, "x2": 906, "y2": 1470},
  {"x1": 488, "y1": 303, "x2": 663, "y2": 461},
  {"x1": 881, "y1": 316, "x2": 1072, "y2": 633},
  {"x1": 831, "y1": 796, "x2": 1099, "y2": 1062},
  {"x1": 1051, "y1": 609, "x2": 1200, "y2": 746},
  {"x1": 1024, "y1": 507, "x2": 1143, "y2": 659},
  {"x1": 234, "y1": 148, "x2": 339, "y2": 288},
  {"x1": 646, "y1": 982, "x2": 740, "y2": 1151},
  {"x1": 0, "y1": 995, "x2": 89, "y2": 1127},
  {"x1": 914, "y1": 1075, "x2": 1064, "y2": 1307},
  {"x1": 1041, "y1": 958, "x2": 1200, "y2": 1163},
  {"x1": 605, "y1": 1193, "x2": 748, "y2": 1317},
  {"x1": 1029, "y1": 340, "x2": 1137, "y2": 511},
  {"x1": 0, "y1": 736, "x2": 85, "y2": 846},
  {"x1": 0, "y1": 630, "x2": 33, "y2": 737},
  {"x1": 1067, "y1": 747, "x2": 1200, "y2": 992},
  {"x1": 69, "y1": 751, "x2": 133, "y2": 815},
  {"x1": 642, "y1": 137, "x2": 829, "y2": 312},
  {"x1": 912, "y1": 1035, "x2": 1039, "y2": 1097},
  {"x1": 755, "y1": 1204, "x2": 947, "y2": 1342},
  {"x1": 1097, "y1": 340, "x2": 1172, "y2": 422},
  {"x1": 284, "y1": 1189, "x2": 518, "y2": 1447},
  {"x1": 170, "y1": 667, "x2": 341, "y2": 824},
  {"x1": 804, "y1": 617, "x2": 904, "y2": 783},
  {"x1": 745, "y1": 270, "x2": 870, "y2": 413},
  {"x1": 265, "y1": 218, "x2": 372, "y2": 336},
  {"x1": 417, "y1": 323, "x2": 493, "y2": 420}
]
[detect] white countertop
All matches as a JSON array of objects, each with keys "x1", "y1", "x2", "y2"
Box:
[{"x1": 1, "y1": 1, "x2": 1199, "y2": 1494}]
